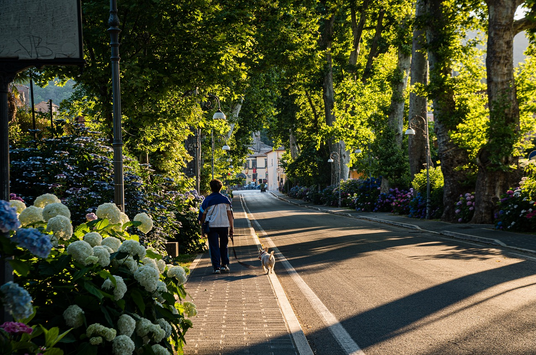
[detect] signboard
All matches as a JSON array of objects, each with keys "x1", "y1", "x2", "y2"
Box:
[{"x1": 0, "y1": 0, "x2": 83, "y2": 64}]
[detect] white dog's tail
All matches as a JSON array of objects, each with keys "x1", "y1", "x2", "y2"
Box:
[{"x1": 270, "y1": 251, "x2": 274, "y2": 257}]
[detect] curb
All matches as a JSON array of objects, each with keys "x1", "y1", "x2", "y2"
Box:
[{"x1": 270, "y1": 192, "x2": 536, "y2": 258}]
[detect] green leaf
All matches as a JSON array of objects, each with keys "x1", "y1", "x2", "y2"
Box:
[
  {"x1": 73, "y1": 267, "x2": 91, "y2": 281},
  {"x1": 146, "y1": 248, "x2": 162, "y2": 260},
  {"x1": 43, "y1": 326, "x2": 59, "y2": 347},
  {"x1": 8, "y1": 259, "x2": 31, "y2": 276},
  {"x1": 93, "y1": 219, "x2": 109, "y2": 230},
  {"x1": 83, "y1": 281, "x2": 104, "y2": 301},
  {"x1": 101, "y1": 306, "x2": 114, "y2": 327},
  {"x1": 43, "y1": 348, "x2": 64, "y2": 355},
  {"x1": 130, "y1": 289, "x2": 145, "y2": 315}
]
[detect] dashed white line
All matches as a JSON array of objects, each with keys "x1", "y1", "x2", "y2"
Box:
[{"x1": 240, "y1": 194, "x2": 366, "y2": 355}]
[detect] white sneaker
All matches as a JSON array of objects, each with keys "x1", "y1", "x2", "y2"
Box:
[
  {"x1": 213, "y1": 269, "x2": 221, "y2": 274},
  {"x1": 220, "y1": 265, "x2": 230, "y2": 273}
]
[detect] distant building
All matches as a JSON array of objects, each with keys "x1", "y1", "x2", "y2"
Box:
[
  {"x1": 34, "y1": 101, "x2": 59, "y2": 114},
  {"x1": 242, "y1": 132, "x2": 286, "y2": 190}
]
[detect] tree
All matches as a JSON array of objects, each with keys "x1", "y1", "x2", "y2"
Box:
[{"x1": 472, "y1": 0, "x2": 536, "y2": 223}]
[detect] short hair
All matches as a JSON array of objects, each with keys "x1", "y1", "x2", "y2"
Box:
[{"x1": 210, "y1": 179, "x2": 223, "y2": 193}]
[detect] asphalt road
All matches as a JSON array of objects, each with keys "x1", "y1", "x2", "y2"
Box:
[{"x1": 237, "y1": 190, "x2": 536, "y2": 355}]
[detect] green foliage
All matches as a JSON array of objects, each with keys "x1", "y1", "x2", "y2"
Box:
[
  {"x1": 1, "y1": 200, "x2": 193, "y2": 355},
  {"x1": 374, "y1": 127, "x2": 410, "y2": 188}
]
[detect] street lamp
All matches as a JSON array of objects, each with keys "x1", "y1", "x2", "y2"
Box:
[
  {"x1": 207, "y1": 94, "x2": 226, "y2": 180},
  {"x1": 327, "y1": 150, "x2": 342, "y2": 207},
  {"x1": 405, "y1": 115, "x2": 431, "y2": 219}
]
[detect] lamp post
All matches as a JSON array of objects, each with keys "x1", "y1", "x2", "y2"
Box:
[
  {"x1": 207, "y1": 94, "x2": 226, "y2": 180},
  {"x1": 405, "y1": 115, "x2": 431, "y2": 219},
  {"x1": 109, "y1": 0, "x2": 124, "y2": 211},
  {"x1": 327, "y1": 149, "x2": 342, "y2": 207}
]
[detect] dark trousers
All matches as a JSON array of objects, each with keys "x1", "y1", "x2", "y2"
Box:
[{"x1": 207, "y1": 227, "x2": 229, "y2": 270}]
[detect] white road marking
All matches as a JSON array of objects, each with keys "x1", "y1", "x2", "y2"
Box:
[
  {"x1": 240, "y1": 194, "x2": 366, "y2": 355},
  {"x1": 239, "y1": 195, "x2": 314, "y2": 355}
]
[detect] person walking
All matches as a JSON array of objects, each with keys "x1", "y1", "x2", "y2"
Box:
[{"x1": 199, "y1": 179, "x2": 234, "y2": 274}]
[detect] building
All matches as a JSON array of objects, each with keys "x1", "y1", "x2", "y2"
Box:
[{"x1": 242, "y1": 132, "x2": 286, "y2": 190}]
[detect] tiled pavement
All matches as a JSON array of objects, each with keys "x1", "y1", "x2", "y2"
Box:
[{"x1": 183, "y1": 198, "x2": 298, "y2": 355}]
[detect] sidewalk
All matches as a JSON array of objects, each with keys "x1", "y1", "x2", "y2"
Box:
[
  {"x1": 183, "y1": 196, "x2": 299, "y2": 355},
  {"x1": 270, "y1": 190, "x2": 536, "y2": 257}
]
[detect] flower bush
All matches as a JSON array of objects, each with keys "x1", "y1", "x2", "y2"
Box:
[
  {"x1": 352, "y1": 178, "x2": 381, "y2": 212},
  {"x1": 495, "y1": 188, "x2": 536, "y2": 231},
  {"x1": 10, "y1": 124, "x2": 206, "y2": 254},
  {"x1": 454, "y1": 192, "x2": 476, "y2": 223},
  {"x1": 0, "y1": 194, "x2": 194, "y2": 355},
  {"x1": 408, "y1": 191, "x2": 443, "y2": 219}
]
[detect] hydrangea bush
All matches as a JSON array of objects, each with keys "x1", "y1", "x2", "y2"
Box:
[
  {"x1": 454, "y1": 192, "x2": 476, "y2": 223},
  {"x1": 0, "y1": 194, "x2": 194, "y2": 355},
  {"x1": 495, "y1": 188, "x2": 536, "y2": 231},
  {"x1": 10, "y1": 124, "x2": 206, "y2": 254}
]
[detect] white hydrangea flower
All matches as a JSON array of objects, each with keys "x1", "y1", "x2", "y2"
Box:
[
  {"x1": 152, "y1": 325, "x2": 166, "y2": 343},
  {"x1": 84, "y1": 232, "x2": 103, "y2": 247},
  {"x1": 151, "y1": 344, "x2": 170, "y2": 355},
  {"x1": 156, "y1": 259, "x2": 166, "y2": 273},
  {"x1": 87, "y1": 323, "x2": 117, "y2": 342},
  {"x1": 134, "y1": 265, "x2": 160, "y2": 292},
  {"x1": 93, "y1": 246, "x2": 111, "y2": 267},
  {"x1": 33, "y1": 193, "x2": 61, "y2": 208},
  {"x1": 18, "y1": 206, "x2": 44, "y2": 226},
  {"x1": 85, "y1": 255, "x2": 99, "y2": 265},
  {"x1": 112, "y1": 335, "x2": 135, "y2": 355},
  {"x1": 183, "y1": 301, "x2": 197, "y2": 317},
  {"x1": 102, "y1": 236, "x2": 121, "y2": 252},
  {"x1": 67, "y1": 240, "x2": 94, "y2": 266},
  {"x1": 156, "y1": 318, "x2": 172, "y2": 338},
  {"x1": 102, "y1": 275, "x2": 127, "y2": 300},
  {"x1": 142, "y1": 257, "x2": 159, "y2": 271},
  {"x1": 134, "y1": 213, "x2": 153, "y2": 234},
  {"x1": 96, "y1": 203, "x2": 122, "y2": 224},
  {"x1": 90, "y1": 336, "x2": 103, "y2": 345},
  {"x1": 113, "y1": 255, "x2": 138, "y2": 273},
  {"x1": 117, "y1": 314, "x2": 136, "y2": 337},
  {"x1": 63, "y1": 304, "x2": 84, "y2": 328},
  {"x1": 42, "y1": 203, "x2": 71, "y2": 222},
  {"x1": 9, "y1": 200, "x2": 26, "y2": 214},
  {"x1": 154, "y1": 281, "x2": 168, "y2": 303},
  {"x1": 136, "y1": 318, "x2": 153, "y2": 338},
  {"x1": 46, "y1": 215, "x2": 73, "y2": 240},
  {"x1": 118, "y1": 240, "x2": 146, "y2": 259},
  {"x1": 167, "y1": 266, "x2": 187, "y2": 285},
  {"x1": 120, "y1": 212, "x2": 130, "y2": 224}
]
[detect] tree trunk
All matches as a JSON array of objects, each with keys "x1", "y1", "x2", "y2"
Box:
[
  {"x1": 426, "y1": 0, "x2": 471, "y2": 222},
  {"x1": 348, "y1": 0, "x2": 371, "y2": 70},
  {"x1": 408, "y1": 0, "x2": 429, "y2": 179},
  {"x1": 388, "y1": 46, "x2": 411, "y2": 147},
  {"x1": 363, "y1": 9, "x2": 385, "y2": 82},
  {"x1": 320, "y1": 13, "x2": 338, "y2": 184},
  {"x1": 471, "y1": 0, "x2": 521, "y2": 223}
]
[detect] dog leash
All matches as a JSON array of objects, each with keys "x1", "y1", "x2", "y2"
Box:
[{"x1": 229, "y1": 234, "x2": 258, "y2": 269}]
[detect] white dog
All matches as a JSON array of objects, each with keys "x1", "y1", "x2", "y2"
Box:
[{"x1": 259, "y1": 247, "x2": 275, "y2": 274}]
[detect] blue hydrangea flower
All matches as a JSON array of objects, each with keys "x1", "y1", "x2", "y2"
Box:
[
  {"x1": 0, "y1": 282, "x2": 33, "y2": 320},
  {"x1": 0, "y1": 200, "x2": 20, "y2": 233},
  {"x1": 11, "y1": 228, "x2": 53, "y2": 258}
]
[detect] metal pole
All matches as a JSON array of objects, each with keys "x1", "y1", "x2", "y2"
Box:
[
  {"x1": 338, "y1": 149, "x2": 341, "y2": 208},
  {"x1": 1, "y1": 73, "x2": 14, "y2": 323},
  {"x1": 211, "y1": 128, "x2": 214, "y2": 180},
  {"x1": 49, "y1": 99, "x2": 54, "y2": 135},
  {"x1": 29, "y1": 75, "x2": 36, "y2": 136},
  {"x1": 195, "y1": 127, "x2": 201, "y2": 192},
  {"x1": 109, "y1": 0, "x2": 124, "y2": 211},
  {"x1": 424, "y1": 116, "x2": 431, "y2": 219}
]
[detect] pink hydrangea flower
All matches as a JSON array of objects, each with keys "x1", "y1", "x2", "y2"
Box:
[
  {"x1": 0, "y1": 322, "x2": 33, "y2": 334},
  {"x1": 86, "y1": 213, "x2": 98, "y2": 222}
]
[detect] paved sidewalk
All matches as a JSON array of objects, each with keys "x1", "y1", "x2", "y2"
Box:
[
  {"x1": 183, "y1": 197, "x2": 299, "y2": 355},
  {"x1": 270, "y1": 190, "x2": 536, "y2": 256}
]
